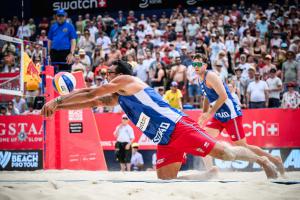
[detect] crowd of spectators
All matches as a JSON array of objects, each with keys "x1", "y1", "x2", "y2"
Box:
[{"x1": 1, "y1": 1, "x2": 300, "y2": 115}]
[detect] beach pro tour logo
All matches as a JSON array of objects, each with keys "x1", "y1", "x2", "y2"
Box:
[
  {"x1": 53, "y1": 0, "x2": 107, "y2": 11},
  {"x1": 0, "y1": 151, "x2": 11, "y2": 168}
]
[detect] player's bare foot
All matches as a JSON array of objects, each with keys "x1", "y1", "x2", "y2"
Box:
[
  {"x1": 274, "y1": 156, "x2": 285, "y2": 177},
  {"x1": 205, "y1": 166, "x2": 219, "y2": 180},
  {"x1": 260, "y1": 156, "x2": 278, "y2": 179}
]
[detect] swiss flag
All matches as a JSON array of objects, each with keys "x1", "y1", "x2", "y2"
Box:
[
  {"x1": 266, "y1": 123, "x2": 279, "y2": 136},
  {"x1": 98, "y1": 0, "x2": 107, "y2": 7}
]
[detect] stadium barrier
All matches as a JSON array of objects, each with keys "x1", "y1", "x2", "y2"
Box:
[{"x1": 1, "y1": 109, "x2": 299, "y2": 171}]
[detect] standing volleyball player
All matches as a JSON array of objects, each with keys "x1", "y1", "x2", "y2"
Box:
[
  {"x1": 192, "y1": 54, "x2": 285, "y2": 176},
  {"x1": 42, "y1": 60, "x2": 278, "y2": 180}
]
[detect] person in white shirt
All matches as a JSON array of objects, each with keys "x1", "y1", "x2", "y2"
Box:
[
  {"x1": 266, "y1": 68, "x2": 283, "y2": 108},
  {"x1": 114, "y1": 114, "x2": 135, "y2": 171},
  {"x1": 238, "y1": 54, "x2": 252, "y2": 81},
  {"x1": 247, "y1": 72, "x2": 269, "y2": 108},
  {"x1": 134, "y1": 57, "x2": 148, "y2": 83},
  {"x1": 17, "y1": 20, "x2": 31, "y2": 39},
  {"x1": 187, "y1": 17, "x2": 200, "y2": 38},
  {"x1": 130, "y1": 143, "x2": 144, "y2": 171},
  {"x1": 96, "y1": 31, "x2": 112, "y2": 55}
]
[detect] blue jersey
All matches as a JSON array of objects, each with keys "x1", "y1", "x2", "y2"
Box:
[
  {"x1": 198, "y1": 71, "x2": 242, "y2": 122},
  {"x1": 118, "y1": 87, "x2": 184, "y2": 145}
]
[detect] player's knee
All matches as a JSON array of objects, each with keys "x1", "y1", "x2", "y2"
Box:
[
  {"x1": 156, "y1": 169, "x2": 177, "y2": 180},
  {"x1": 221, "y1": 146, "x2": 236, "y2": 161},
  {"x1": 157, "y1": 173, "x2": 176, "y2": 180}
]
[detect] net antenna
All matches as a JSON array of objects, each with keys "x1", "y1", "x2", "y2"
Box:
[{"x1": 0, "y1": 34, "x2": 24, "y2": 96}]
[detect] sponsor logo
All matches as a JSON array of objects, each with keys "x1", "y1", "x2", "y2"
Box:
[
  {"x1": 0, "y1": 151, "x2": 11, "y2": 168},
  {"x1": 53, "y1": 0, "x2": 106, "y2": 11},
  {"x1": 153, "y1": 122, "x2": 170, "y2": 143},
  {"x1": 136, "y1": 112, "x2": 150, "y2": 132},
  {"x1": 68, "y1": 110, "x2": 83, "y2": 121},
  {"x1": 186, "y1": 0, "x2": 198, "y2": 5},
  {"x1": 139, "y1": 0, "x2": 162, "y2": 8},
  {"x1": 215, "y1": 112, "x2": 230, "y2": 118},
  {"x1": 220, "y1": 121, "x2": 280, "y2": 138},
  {"x1": 156, "y1": 158, "x2": 165, "y2": 165}
]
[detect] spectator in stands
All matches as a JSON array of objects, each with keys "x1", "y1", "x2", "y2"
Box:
[
  {"x1": 114, "y1": 114, "x2": 135, "y2": 172},
  {"x1": 48, "y1": 9, "x2": 77, "y2": 72},
  {"x1": 170, "y1": 57, "x2": 187, "y2": 90},
  {"x1": 6, "y1": 100, "x2": 19, "y2": 115},
  {"x1": 78, "y1": 49, "x2": 91, "y2": 71},
  {"x1": 1, "y1": 51, "x2": 17, "y2": 73},
  {"x1": 150, "y1": 61, "x2": 166, "y2": 90},
  {"x1": 130, "y1": 143, "x2": 144, "y2": 171},
  {"x1": 12, "y1": 96, "x2": 26, "y2": 114},
  {"x1": 17, "y1": 20, "x2": 31, "y2": 40},
  {"x1": 282, "y1": 82, "x2": 300, "y2": 109},
  {"x1": 71, "y1": 54, "x2": 87, "y2": 76},
  {"x1": 187, "y1": 60, "x2": 201, "y2": 106},
  {"x1": 22, "y1": 102, "x2": 39, "y2": 115},
  {"x1": 77, "y1": 29, "x2": 95, "y2": 59},
  {"x1": 163, "y1": 81, "x2": 183, "y2": 110},
  {"x1": 282, "y1": 51, "x2": 299, "y2": 86},
  {"x1": 266, "y1": 68, "x2": 283, "y2": 108},
  {"x1": 0, "y1": 106, "x2": 6, "y2": 116},
  {"x1": 247, "y1": 72, "x2": 269, "y2": 108}
]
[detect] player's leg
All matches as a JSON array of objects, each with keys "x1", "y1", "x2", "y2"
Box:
[
  {"x1": 201, "y1": 117, "x2": 223, "y2": 170},
  {"x1": 156, "y1": 140, "x2": 217, "y2": 180},
  {"x1": 234, "y1": 139, "x2": 285, "y2": 176},
  {"x1": 226, "y1": 116, "x2": 285, "y2": 176},
  {"x1": 209, "y1": 141, "x2": 278, "y2": 179}
]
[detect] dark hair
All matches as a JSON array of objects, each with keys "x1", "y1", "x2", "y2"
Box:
[{"x1": 112, "y1": 60, "x2": 133, "y2": 75}]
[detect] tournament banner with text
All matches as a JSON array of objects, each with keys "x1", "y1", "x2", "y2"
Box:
[
  {"x1": 0, "y1": 115, "x2": 43, "y2": 150},
  {"x1": 95, "y1": 109, "x2": 300, "y2": 150}
]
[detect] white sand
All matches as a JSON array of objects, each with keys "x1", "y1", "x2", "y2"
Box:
[{"x1": 0, "y1": 170, "x2": 300, "y2": 200}]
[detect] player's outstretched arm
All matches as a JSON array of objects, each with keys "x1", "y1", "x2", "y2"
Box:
[
  {"x1": 41, "y1": 76, "x2": 128, "y2": 117},
  {"x1": 57, "y1": 94, "x2": 119, "y2": 110}
]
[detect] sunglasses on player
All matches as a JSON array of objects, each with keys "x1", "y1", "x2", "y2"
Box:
[{"x1": 192, "y1": 62, "x2": 204, "y2": 68}]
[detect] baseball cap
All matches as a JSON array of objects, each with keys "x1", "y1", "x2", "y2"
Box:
[
  {"x1": 248, "y1": 66, "x2": 256, "y2": 72},
  {"x1": 122, "y1": 114, "x2": 128, "y2": 119},
  {"x1": 281, "y1": 43, "x2": 288, "y2": 48},
  {"x1": 265, "y1": 54, "x2": 272, "y2": 59},
  {"x1": 132, "y1": 143, "x2": 139, "y2": 148},
  {"x1": 79, "y1": 49, "x2": 86, "y2": 55},
  {"x1": 171, "y1": 81, "x2": 178, "y2": 87},
  {"x1": 56, "y1": 9, "x2": 66, "y2": 16}
]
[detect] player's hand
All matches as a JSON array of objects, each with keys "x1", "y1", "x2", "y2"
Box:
[
  {"x1": 41, "y1": 99, "x2": 57, "y2": 117},
  {"x1": 198, "y1": 112, "x2": 211, "y2": 127},
  {"x1": 66, "y1": 53, "x2": 74, "y2": 65}
]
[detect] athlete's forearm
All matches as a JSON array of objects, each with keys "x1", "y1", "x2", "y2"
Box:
[
  {"x1": 202, "y1": 97, "x2": 210, "y2": 113},
  {"x1": 208, "y1": 97, "x2": 227, "y2": 115},
  {"x1": 57, "y1": 95, "x2": 118, "y2": 110}
]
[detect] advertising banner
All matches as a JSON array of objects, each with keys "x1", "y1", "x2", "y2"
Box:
[
  {"x1": 0, "y1": 150, "x2": 43, "y2": 171},
  {"x1": 0, "y1": 115, "x2": 44, "y2": 150},
  {"x1": 95, "y1": 109, "x2": 300, "y2": 150}
]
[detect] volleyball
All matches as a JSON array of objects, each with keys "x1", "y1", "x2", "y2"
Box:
[{"x1": 52, "y1": 72, "x2": 76, "y2": 95}]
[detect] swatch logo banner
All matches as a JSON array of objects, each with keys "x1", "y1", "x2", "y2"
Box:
[{"x1": 0, "y1": 151, "x2": 12, "y2": 168}]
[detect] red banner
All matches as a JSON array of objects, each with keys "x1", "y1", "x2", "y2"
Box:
[
  {"x1": 95, "y1": 109, "x2": 300, "y2": 150},
  {"x1": 0, "y1": 115, "x2": 43, "y2": 149},
  {"x1": 1, "y1": 109, "x2": 300, "y2": 151}
]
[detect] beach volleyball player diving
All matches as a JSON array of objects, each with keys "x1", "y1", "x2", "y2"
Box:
[{"x1": 41, "y1": 60, "x2": 278, "y2": 180}]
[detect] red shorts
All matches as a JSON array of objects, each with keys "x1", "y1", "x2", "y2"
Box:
[
  {"x1": 206, "y1": 116, "x2": 245, "y2": 141},
  {"x1": 156, "y1": 116, "x2": 216, "y2": 169}
]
